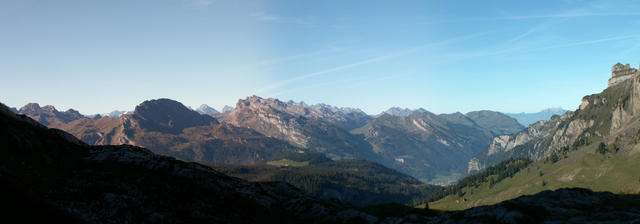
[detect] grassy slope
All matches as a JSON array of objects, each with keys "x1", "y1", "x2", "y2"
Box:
[{"x1": 429, "y1": 143, "x2": 640, "y2": 210}]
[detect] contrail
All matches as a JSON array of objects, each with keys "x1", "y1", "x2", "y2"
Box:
[{"x1": 256, "y1": 32, "x2": 487, "y2": 94}]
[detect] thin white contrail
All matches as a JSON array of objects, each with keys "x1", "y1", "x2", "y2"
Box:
[
  {"x1": 527, "y1": 34, "x2": 640, "y2": 52},
  {"x1": 256, "y1": 32, "x2": 487, "y2": 94}
]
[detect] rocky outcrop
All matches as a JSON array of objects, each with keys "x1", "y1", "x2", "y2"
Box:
[
  {"x1": 608, "y1": 63, "x2": 638, "y2": 87},
  {"x1": 470, "y1": 63, "x2": 640, "y2": 173}
]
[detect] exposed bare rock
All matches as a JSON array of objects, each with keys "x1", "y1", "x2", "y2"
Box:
[
  {"x1": 0, "y1": 105, "x2": 377, "y2": 223},
  {"x1": 53, "y1": 99, "x2": 300, "y2": 165},
  {"x1": 195, "y1": 104, "x2": 219, "y2": 115},
  {"x1": 18, "y1": 103, "x2": 85, "y2": 126},
  {"x1": 216, "y1": 95, "x2": 377, "y2": 161},
  {"x1": 469, "y1": 63, "x2": 640, "y2": 173}
]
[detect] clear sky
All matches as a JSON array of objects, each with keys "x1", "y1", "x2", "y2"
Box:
[{"x1": 2, "y1": 0, "x2": 640, "y2": 115}]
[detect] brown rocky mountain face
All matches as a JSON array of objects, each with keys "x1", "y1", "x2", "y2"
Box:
[
  {"x1": 0, "y1": 102, "x2": 382, "y2": 223},
  {"x1": 217, "y1": 96, "x2": 523, "y2": 183},
  {"x1": 18, "y1": 96, "x2": 524, "y2": 183},
  {"x1": 215, "y1": 96, "x2": 379, "y2": 161},
  {"x1": 50, "y1": 99, "x2": 299, "y2": 164},
  {"x1": 18, "y1": 103, "x2": 84, "y2": 126},
  {"x1": 469, "y1": 63, "x2": 640, "y2": 173}
]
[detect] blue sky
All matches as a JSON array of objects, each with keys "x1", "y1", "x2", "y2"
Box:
[{"x1": 2, "y1": 0, "x2": 640, "y2": 115}]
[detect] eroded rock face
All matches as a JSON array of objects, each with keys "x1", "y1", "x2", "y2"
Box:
[
  {"x1": 470, "y1": 63, "x2": 640, "y2": 173},
  {"x1": 195, "y1": 104, "x2": 219, "y2": 115},
  {"x1": 48, "y1": 98, "x2": 299, "y2": 165},
  {"x1": 18, "y1": 103, "x2": 85, "y2": 126},
  {"x1": 216, "y1": 96, "x2": 376, "y2": 161}
]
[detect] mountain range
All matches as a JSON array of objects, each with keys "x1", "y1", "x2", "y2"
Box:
[
  {"x1": 46, "y1": 99, "x2": 300, "y2": 165},
  {"x1": 0, "y1": 102, "x2": 383, "y2": 222},
  {"x1": 505, "y1": 107, "x2": 568, "y2": 126},
  {"x1": 15, "y1": 95, "x2": 524, "y2": 183},
  {"x1": 3, "y1": 101, "x2": 639, "y2": 222}
]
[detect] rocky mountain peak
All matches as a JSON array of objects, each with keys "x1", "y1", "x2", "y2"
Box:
[
  {"x1": 222, "y1": 105, "x2": 234, "y2": 113},
  {"x1": 238, "y1": 95, "x2": 288, "y2": 110},
  {"x1": 196, "y1": 104, "x2": 219, "y2": 115},
  {"x1": 131, "y1": 98, "x2": 218, "y2": 134},
  {"x1": 18, "y1": 103, "x2": 84, "y2": 126},
  {"x1": 382, "y1": 107, "x2": 429, "y2": 117},
  {"x1": 41, "y1": 105, "x2": 56, "y2": 112},
  {"x1": 19, "y1": 103, "x2": 42, "y2": 114}
]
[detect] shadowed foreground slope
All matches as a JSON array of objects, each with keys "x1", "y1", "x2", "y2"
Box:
[
  {"x1": 0, "y1": 103, "x2": 377, "y2": 223},
  {"x1": 3, "y1": 101, "x2": 640, "y2": 223}
]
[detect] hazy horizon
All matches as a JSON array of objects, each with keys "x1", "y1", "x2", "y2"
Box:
[{"x1": 3, "y1": 0, "x2": 640, "y2": 114}]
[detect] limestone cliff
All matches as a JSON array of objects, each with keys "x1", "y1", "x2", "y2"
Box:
[
  {"x1": 469, "y1": 63, "x2": 640, "y2": 173},
  {"x1": 215, "y1": 96, "x2": 376, "y2": 161}
]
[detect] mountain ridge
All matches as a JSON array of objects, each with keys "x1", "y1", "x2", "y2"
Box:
[{"x1": 505, "y1": 107, "x2": 568, "y2": 126}]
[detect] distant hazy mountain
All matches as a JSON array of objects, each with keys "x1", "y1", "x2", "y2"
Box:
[
  {"x1": 352, "y1": 112, "x2": 498, "y2": 183},
  {"x1": 102, "y1": 110, "x2": 130, "y2": 118},
  {"x1": 381, "y1": 107, "x2": 428, "y2": 117},
  {"x1": 18, "y1": 103, "x2": 85, "y2": 126},
  {"x1": 195, "y1": 104, "x2": 219, "y2": 115},
  {"x1": 465, "y1": 110, "x2": 524, "y2": 136},
  {"x1": 505, "y1": 107, "x2": 567, "y2": 126},
  {"x1": 222, "y1": 105, "x2": 234, "y2": 113}
]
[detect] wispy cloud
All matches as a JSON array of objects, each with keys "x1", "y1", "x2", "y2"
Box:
[
  {"x1": 504, "y1": 1, "x2": 640, "y2": 48},
  {"x1": 617, "y1": 40, "x2": 640, "y2": 58},
  {"x1": 249, "y1": 47, "x2": 346, "y2": 68},
  {"x1": 254, "y1": 14, "x2": 314, "y2": 25},
  {"x1": 255, "y1": 32, "x2": 487, "y2": 94},
  {"x1": 507, "y1": 19, "x2": 564, "y2": 43},
  {"x1": 528, "y1": 34, "x2": 640, "y2": 52},
  {"x1": 494, "y1": 11, "x2": 640, "y2": 20},
  {"x1": 444, "y1": 34, "x2": 640, "y2": 61},
  {"x1": 183, "y1": 0, "x2": 215, "y2": 8}
]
